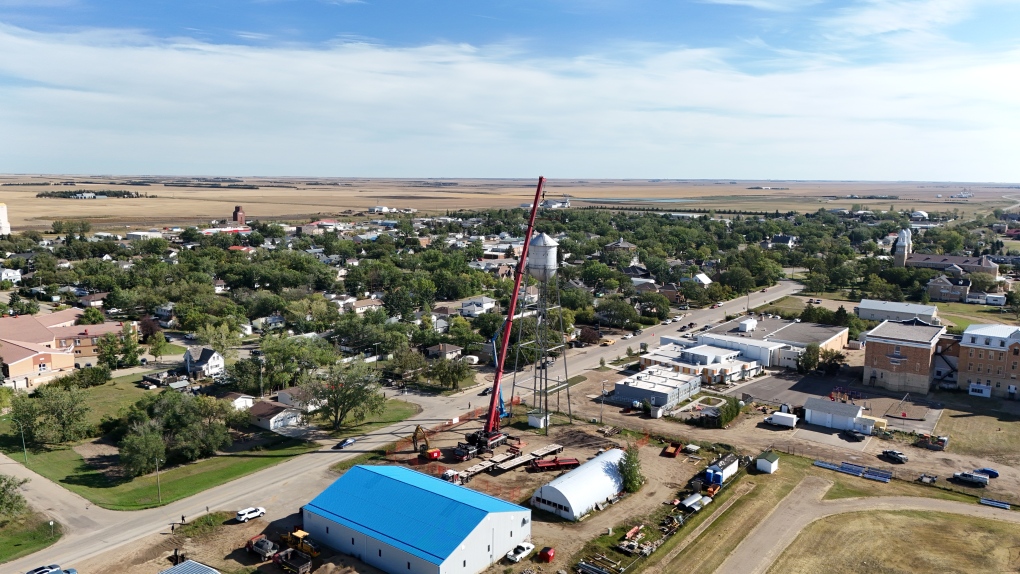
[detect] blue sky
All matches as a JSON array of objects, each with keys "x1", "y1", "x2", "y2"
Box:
[{"x1": 0, "y1": 0, "x2": 1018, "y2": 179}]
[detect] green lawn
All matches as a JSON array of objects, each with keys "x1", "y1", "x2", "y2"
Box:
[
  {"x1": 326, "y1": 399, "x2": 421, "y2": 439},
  {"x1": 161, "y1": 343, "x2": 188, "y2": 355},
  {"x1": 934, "y1": 302, "x2": 1017, "y2": 325},
  {"x1": 1, "y1": 438, "x2": 317, "y2": 511},
  {"x1": 84, "y1": 371, "x2": 160, "y2": 425},
  {"x1": 0, "y1": 513, "x2": 62, "y2": 565}
]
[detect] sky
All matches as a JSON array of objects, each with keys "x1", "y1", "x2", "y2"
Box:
[{"x1": 0, "y1": 0, "x2": 1018, "y2": 180}]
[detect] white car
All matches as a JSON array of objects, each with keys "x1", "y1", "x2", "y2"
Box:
[
  {"x1": 236, "y1": 507, "x2": 266, "y2": 522},
  {"x1": 622, "y1": 334, "x2": 634, "y2": 340},
  {"x1": 506, "y1": 542, "x2": 535, "y2": 563}
]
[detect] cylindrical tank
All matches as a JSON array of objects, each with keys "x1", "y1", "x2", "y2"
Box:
[{"x1": 527, "y1": 233, "x2": 559, "y2": 281}]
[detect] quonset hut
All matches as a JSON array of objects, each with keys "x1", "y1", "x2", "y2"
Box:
[
  {"x1": 302, "y1": 466, "x2": 531, "y2": 574},
  {"x1": 530, "y1": 448, "x2": 625, "y2": 521}
]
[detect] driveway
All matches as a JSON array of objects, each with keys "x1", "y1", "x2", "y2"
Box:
[{"x1": 792, "y1": 424, "x2": 871, "y2": 452}]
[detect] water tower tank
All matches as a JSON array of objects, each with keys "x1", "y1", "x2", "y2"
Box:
[{"x1": 527, "y1": 233, "x2": 559, "y2": 281}]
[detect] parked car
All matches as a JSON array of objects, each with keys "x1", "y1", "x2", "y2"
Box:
[
  {"x1": 842, "y1": 430, "x2": 866, "y2": 442},
  {"x1": 333, "y1": 437, "x2": 357, "y2": 450},
  {"x1": 26, "y1": 566, "x2": 77, "y2": 574},
  {"x1": 975, "y1": 467, "x2": 1000, "y2": 478},
  {"x1": 633, "y1": 329, "x2": 643, "y2": 335},
  {"x1": 236, "y1": 507, "x2": 266, "y2": 523},
  {"x1": 506, "y1": 542, "x2": 536, "y2": 563},
  {"x1": 881, "y1": 450, "x2": 908, "y2": 463}
]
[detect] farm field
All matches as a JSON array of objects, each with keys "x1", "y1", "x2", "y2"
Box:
[
  {"x1": 768, "y1": 510, "x2": 1020, "y2": 574},
  {"x1": 0, "y1": 176, "x2": 1008, "y2": 230}
]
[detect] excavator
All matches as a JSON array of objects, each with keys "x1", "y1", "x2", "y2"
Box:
[
  {"x1": 465, "y1": 177, "x2": 547, "y2": 452},
  {"x1": 412, "y1": 424, "x2": 442, "y2": 461}
]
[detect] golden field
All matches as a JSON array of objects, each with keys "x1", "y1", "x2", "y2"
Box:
[{"x1": 1, "y1": 174, "x2": 1016, "y2": 230}]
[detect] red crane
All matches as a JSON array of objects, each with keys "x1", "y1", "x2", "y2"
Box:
[{"x1": 468, "y1": 176, "x2": 545, "y2": 448}]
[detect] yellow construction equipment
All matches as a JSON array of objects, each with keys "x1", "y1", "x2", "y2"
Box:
[
  {"x1": 281, "y1": 529, "x2": 321, "y2": 558},
  {"x1": 412, "y1": 424, "x2": 441, "y2": 460}
]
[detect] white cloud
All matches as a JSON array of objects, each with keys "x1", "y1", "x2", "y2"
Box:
[
  {"x1": 0, "y1": 23, "x2": 1018, "y2": 180},
  {"x1": 700, "y1": 0, "x2": 820, "y2": 11},
  {"x1": 821, "y1": 0, "x2": 1008, "y2": 39}
]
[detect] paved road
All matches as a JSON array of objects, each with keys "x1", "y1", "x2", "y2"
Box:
[
  {"x1": 3, "y1": 282, "x2": 801, "y2": 572},
  {"x1": 3, "y1": 391, "x2": 469, "y2": 574},
  {"x1": 716, "y1": 475, "x2": 1020, "y2": 574}
]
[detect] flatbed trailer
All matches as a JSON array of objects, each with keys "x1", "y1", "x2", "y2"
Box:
[
  {"x1": 462, "y1": 461, "x2": 495, "y2": 478},
  {"x1": 528, "y1": 457, "x2": 580, "y2": 472},
  {"x1": 530, "y1": 444, "x2": 564, "y2": 458},
  {"x1": 495, "y1": 454, "x2": 536, "y2": 471}
]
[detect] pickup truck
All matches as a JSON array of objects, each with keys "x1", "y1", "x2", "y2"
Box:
[
  {"x1": 273, "y1": 548, "x2": 313, "y2": 574},
  {"x1": 953, "y1": 472, "x2": 989, "y2": 486},
  {"x1": 246, "y1": 534, "x2": 279, "y2": 560}
]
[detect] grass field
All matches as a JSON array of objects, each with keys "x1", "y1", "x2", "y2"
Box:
[
  {"x1": 326, "y1": 399, "x2": 421, "y2": 439},
  {"x1": 161, "y1": 343, "x2": 188, "y2": 355},
  {"x1": 3, "y1": 438, "x2": 317, "y2": 510},
  {"x1": 83, "y1": 371, "x2": 159, "y2": 425},
  {"x1": 935, "y1": 407, "x2": 1020, "y2": 461},
  {"x1": 768, "y1": 510, "x2": 1020, "y2": 574},
  {"x1": 0, "y1": 513, "x2": 62, "y2": 565},
  {"x1": 755, "y1": 296, "x2": 805, "y2": 316}
]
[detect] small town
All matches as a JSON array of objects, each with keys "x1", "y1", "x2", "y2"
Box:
[{"x1": 3, "y1": 180, "x2": 1020, "y2": 574}]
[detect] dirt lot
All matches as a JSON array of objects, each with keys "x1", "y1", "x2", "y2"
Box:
[
  {"x1": 0, "y1": 176, "x2": 1004, "y2": 229},
  {"x1": 767, "y1": 510, "x2": 1020, "y2": 574}
]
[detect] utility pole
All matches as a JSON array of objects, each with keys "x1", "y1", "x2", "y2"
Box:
[
  {"x1": 155, "y1": 458, "x2": 164, "y2": 504},
  {"x1": 601, "y1": 380, "x2": 607, "y2": 424},
  {"x1": 2, "y1": 417, "x2": 28, "y2": 464}
]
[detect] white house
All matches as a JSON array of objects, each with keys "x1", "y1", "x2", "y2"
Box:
[
  {"x1": 222, "y1": 392, "x2": 255, "y2": 411},
  {"x1": 277, "y1": 388, "x2": 322, "y2": 413},
  {"x1": 183, "y1": 347, "x2": 225, "y2": 378},
  {"x1": 679, "y1": 273, "x2": 713, "y2": 288},
  {"x1": 0, "y1": 268, "x2": 22, "y2": 283},
  {"x1": 250, "y1": 401, "x2": 302, "y2": 430},
  {"x1": 461, "y1": 296, "x2": 496, "y2": 318}
]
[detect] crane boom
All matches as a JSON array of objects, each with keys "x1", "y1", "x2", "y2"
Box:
[{"x1": 483, "y1": 176, "x2": 545, "y2": 434}]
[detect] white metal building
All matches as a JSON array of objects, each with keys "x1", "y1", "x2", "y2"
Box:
[
  {"x1": 612, "y1": 367, "x2": 701, "y2": 410},
  {"x1": 530, "y1": 449, "x2": 625, "y2": 521},
  {"x1": 302, "y1": 466, "x2": 531, "y2": 574},
  {"x1": 803, "y1": 397, "x2": 872, "y2": 433}
]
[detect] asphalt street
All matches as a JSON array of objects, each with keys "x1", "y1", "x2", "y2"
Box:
[{"x1": 2, "y1": 280, "x2": 801, "y2": 572}]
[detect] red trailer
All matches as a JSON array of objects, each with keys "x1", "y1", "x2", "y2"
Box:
[{"x1": 528, "y1": 457, "x2": 581, "y2": 472}]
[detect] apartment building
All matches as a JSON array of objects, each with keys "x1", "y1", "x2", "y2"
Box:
[
  {"x1": 863, "y1": 319, "x2": 946, "y2": 394},
  {"x1": 959, "y1": 324, "x2": 1020, "y2": 399}
]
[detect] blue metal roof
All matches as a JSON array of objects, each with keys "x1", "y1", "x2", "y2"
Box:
[{"x1": 304, "y1": 465, "x2": 526, "y2": 565}]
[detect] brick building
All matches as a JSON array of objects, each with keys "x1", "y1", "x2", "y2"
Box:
[
  {"x1": 959, "y1": 324, "x2": 1020, "y2": 399},
  {"x1": 926, "y1": 275, "x2": 971, "y2": 303},
  {"x1": 863, "y1": 319, "x2": 946, "y2": 394}
]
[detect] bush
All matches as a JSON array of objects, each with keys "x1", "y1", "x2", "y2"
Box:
[{"x1": 637, "y1": 316, "x2": 658, "y2": 325}]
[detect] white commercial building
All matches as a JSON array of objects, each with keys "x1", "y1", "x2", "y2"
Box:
[
  {"x1": 126, "y1": 230, "x2": 164, "y2": 241},
  {"x1": 855, "y1": 299, "x2": 940, "y2": 325},
  {"x1": 303, "y1": 466, "x2": 531, "y2": 574},
  {"x1": 640, "y1": 343, "x2": 762, "y2": 384},
  {"x1": 694, "y1": 334, "x2": 785, "y2": 368},
  {"x1": 803, "y1": 397, "x2": 873, "y2": 434},
  {"x1": 612, "y1": 366, "x2": 700, "y2": 410},
  {"x1": 531, "y1": 449, "x2": 625, "y2": 521}
]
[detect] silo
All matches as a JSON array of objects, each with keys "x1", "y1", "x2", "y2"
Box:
[{"x1": 527, "y1": 233, "x2": 558, "y2": 282}]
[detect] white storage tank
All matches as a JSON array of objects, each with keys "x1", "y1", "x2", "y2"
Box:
[{"x1": 527, "y1": 233, "x2": 559, "y2": 281}]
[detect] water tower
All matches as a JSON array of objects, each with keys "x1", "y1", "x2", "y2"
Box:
[{"x1": 508, "y1": 233, "x2": 573, "y2": 434}]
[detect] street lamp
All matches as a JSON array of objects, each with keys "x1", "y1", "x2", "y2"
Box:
[
  {"x1": 601, "y1": 380, "x2": 608, "y2": 424},
  {"x1": 48, "y1": 520, "x2": 54, "y2": 537},
  {"x1": 155, "y1": 458, "x2": 164, "y2": 504},
  {"x1": 1, "y1": 416, "x2": 28, "y2": 465}
]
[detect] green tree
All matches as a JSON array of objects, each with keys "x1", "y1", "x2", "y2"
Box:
[
  {"x1": 472, "y1": 312, "x2": 504, "y2": 340},
  {"x1": 119, "y1": 323, "x2": 141, "y2": 367},
  {"x1": 617, "y1": 444, "x2": 644, "y2": 493},
  {"x1": 96, "y1": 333, "x2": 120, "y2": 369},
  {"x1": 1007, "y1": 290, "x2": 1020, "y2": 320},
  {"x1": 0, "y1": 474, "x2": 29, "y2": 518},
  {"x1": 306, "y1": 361, "x2": 386, "y2": 430},
  {"x1": 819, "y1": 348, "x2": 846, "y2": 375},
  {"x1": 797, "y1": 343, "x2": 821, "y2": 373},
  {"x1": 119, "y1": 420, "x2": 167, "y2": 477},
  {"x1": 0, "y1": 386, "x2": 12, "y2": 412},
  {"x1": 197, "y1": 322, "x2": 240, "y2": 361},
  {"x1": 227, "y1": 356, "x2": 265, "y2": 396},
  {"x1": 76, "y1": 307, "x2": 105, "y2": 325},
  {"x1": 8, "y1": 393, "x2": 40, "y2": 444},
  {"x1": 596, "y1": 298, "x2": 639, "y2": 328},
  {"x1": 390, "y1": 347, "x2": 427, "y2": 382},
  {"x1": 148, "y1": 334, "x2": 169, "y2": 364},
  {"x1": 34, "y1": 385, "x2": 92, "y2": 444},
  {"x1": 805, "y1": 273, "x2": 829, "y2": 294},
  {"x1": 970, "y1": 272, "x2": 998, "y2": 294},
  {"x1": 637, "y1": 292, "x2": 672, "y2": 320},
  {"x1": 429, "y1": 357, "x2": 472, "y2": 390}
]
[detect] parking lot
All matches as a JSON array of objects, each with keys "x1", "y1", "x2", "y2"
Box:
[
  {"x1": 792, "y1": 424, "x2": 872, "y2": 451},
  {"x1": 728, "y1": 372, "x2": 942, "y2": 435}
]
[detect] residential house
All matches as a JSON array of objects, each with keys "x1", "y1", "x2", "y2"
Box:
[
  {"x1": 461, "y1": 296, "x2": 496, "y2": 318},
  {"x1": 213, "y1": 279, "x2": 229, "y2": 294},
  {"x1": 679, "y1": 273, "x2": 713, "y2": 288},
  {"x1": 927, "y1": 275, "x2": 971, "y2": 303},
  {"x1": 277, "y1": 388, "x2": 322, "y2": 413},
  {"x1": 184, "y1": 347, "x2": 225, "y2": 378},
  {"x1": 604, "y1": 238, "x2": 637, "y2": 252},
  {"x1": 78, "y1": 292, "x2": 109, "y2": 308},
  {"x1": 0, "y1": 268, "x2": 22, "y2": 283},
  {"x1": 222, "y1": 392, "x2": 255, "y2": 411},
  {"x1": 347, "y1": 298, "x2": 384, "y2": 315},
  {"x1": 761, "y1": 235, "x2": 798, "y2": 249},
  {"x1": 252, "y1": 314, "x2": 285, "y2": 331},
  {"x1": 250, "y1": 401, "x2": 302, "y2": 430},
  {"x1": 427, "y1": 343, "x2": 463, "y2": 360}
]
